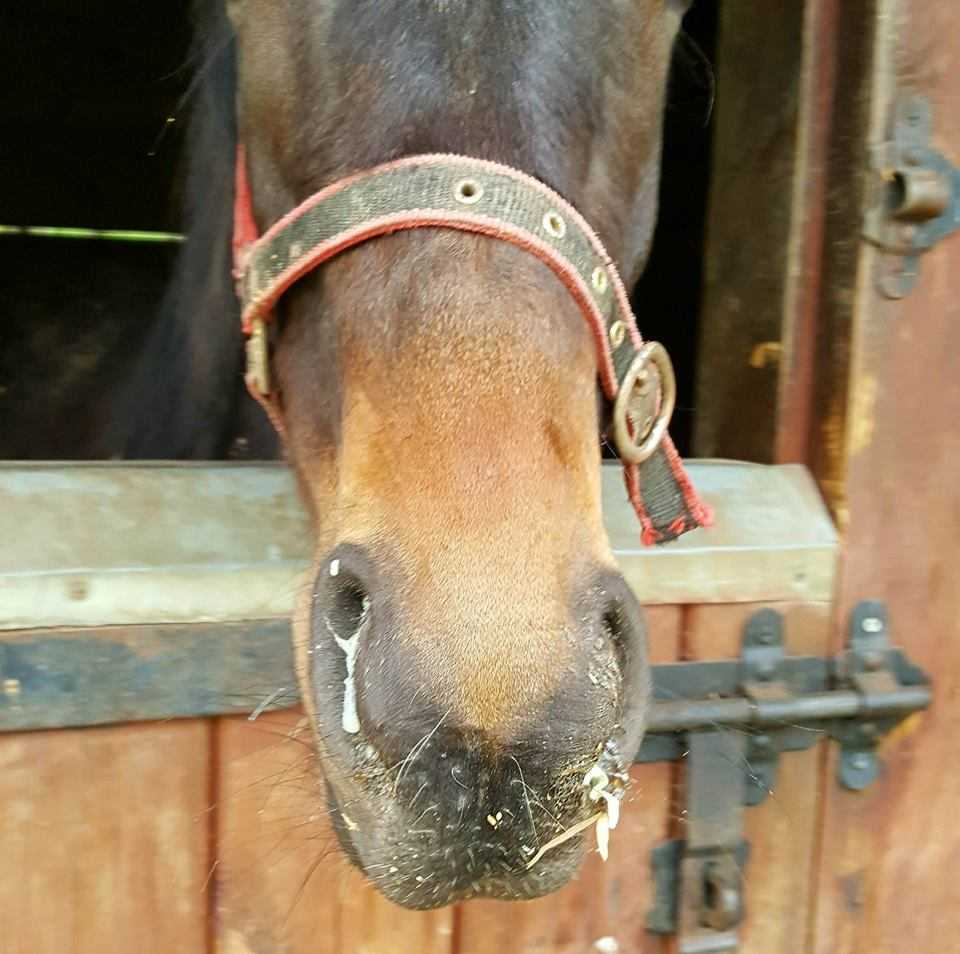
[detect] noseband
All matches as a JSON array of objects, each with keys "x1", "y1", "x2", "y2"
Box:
[{"x1": 232, "y1": 150, "x2": 711, "y2": 544}]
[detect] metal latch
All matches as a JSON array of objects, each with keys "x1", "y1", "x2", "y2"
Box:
[
  {"x1": 863, "y1": 90, "x2": 960, "y2": 298},
  {"x1": 641, "y1": 602, "x2": 931, "y2": 952}
]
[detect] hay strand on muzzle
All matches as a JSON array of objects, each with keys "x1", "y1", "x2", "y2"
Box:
[{"x1": 523, "y1": 811, "x2": 604, "y2": 870}]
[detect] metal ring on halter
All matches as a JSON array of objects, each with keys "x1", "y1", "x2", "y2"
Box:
[{"x1": 611, "y1": 341, "x2": 676, "y2": 465}]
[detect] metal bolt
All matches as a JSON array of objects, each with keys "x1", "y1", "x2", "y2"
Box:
[
  {"x1": 879, "y1": 270, "x2": 908, "y2": 300},
  {"x1": 753, "y1": 734, "x2": 772, "y2": 751},
  {"x1": 754, "y1": 660, "x2": 776, "y2": 681},
  {"x1": 861, "y1": 616, "x2": 884, "y2": 634},
  {"x1": 905, "y1": 99, "x2": 924, "y2": 125},
  {"x1": 849, "y1": 752, "x2": 872, "y2": 771},
  {"x1": 2, "y1": 678, "x2": 20, "y2": 697}
]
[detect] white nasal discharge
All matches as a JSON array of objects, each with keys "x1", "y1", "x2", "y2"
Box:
[{"x1": 334, "y1": 632, "x2": 361, "y2": 734}]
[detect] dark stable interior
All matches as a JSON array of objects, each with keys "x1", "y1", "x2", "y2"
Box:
[{"x1": 0, "y1": 2, "x2": 717, "y2": 460}]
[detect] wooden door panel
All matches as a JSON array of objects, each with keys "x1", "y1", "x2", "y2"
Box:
[
  {"x1": 213, "y1": 709, "x2": 454, "y2": 954},
  {"x1": 810, "y1": 1, "x2": 960, "y2": 949},
  {"x1": 693, "y1": 0, "x2": 807, "y2": 463},
  {"x1": 0, "y1": 721, "x2": 210, "y2": 954}
]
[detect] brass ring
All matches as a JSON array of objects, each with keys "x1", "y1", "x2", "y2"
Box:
[{"x1": 611, "y1": 341, "x2": 676, "y2": 464}]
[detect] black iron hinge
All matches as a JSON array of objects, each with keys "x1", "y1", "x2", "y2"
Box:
[{"x1": 863, "y1": 90, "x2": 960, "y2": 298}]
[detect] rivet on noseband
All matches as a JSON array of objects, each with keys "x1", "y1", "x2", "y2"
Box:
[
  {"x1": 609, "y1": 320, "x2": 626, "y2": 349},
  {"x1": 542, "y1": 210, "x2": 566, "y2": 239},
  {"x1": 592, "y1": 266, "x2": 609, "y2": 294},
  {"x1": 454, "y1": 178, "x2": 484, "y2": 204},
  {"x1": 289, "y1": 241, "x2": 303, "y2": 259}
]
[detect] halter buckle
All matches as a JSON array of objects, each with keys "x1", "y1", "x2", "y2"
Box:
[{"x1": 612, "y1": 341, "x2": 676, "y2": 465}]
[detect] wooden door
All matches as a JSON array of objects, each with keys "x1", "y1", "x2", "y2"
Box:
[
  {"x1": 806, "y1": 0, "x2": 960, "y2": 948},
  {"x1": 673, "y1": 0, "x2": 960, "y2": 946}
]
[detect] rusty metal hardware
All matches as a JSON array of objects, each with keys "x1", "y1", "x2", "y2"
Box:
[
  {"x1": 643, "y1": 602, "x2": 931, "y2": 951},
  {"x1": 863, "y1": 90, "x2": 960, "y2": 298}
]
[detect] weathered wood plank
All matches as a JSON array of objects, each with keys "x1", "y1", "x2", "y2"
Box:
[
  {"x1": 775, "y1": 0, "x2": 844, "y2": 465},
  {"x1": 456, "y1": 607, "x2": 681, "y2": 954},
  {"x1": 0, "y1": 612, "x2": 861, "y2": 736},
  {"x1": 212, "y1": 708, "x2": 342, "y2": 954},
  {"x1": 0, "y1": 720, "x2": 210, "y2": 954},
  {"x1": 213, "y1": 708, "x2": 454, "y2": 954},
  {"x1": 0, "y1": 462, "x2": 837, "y2": 632},
  {"x1": 0, "y1": 621, "x2": 294, "y2": 731},
  {"x1": 811, "y1": 1, "x2": 960, "y2": 949},
  {"x1": 684, "y1": 602, "x2": 831, "y2": 954},
  {"x1": 692, "y1": 0, "x2": 807, "y2": 463},
  {"x1": 793, "y1": 0, "x2": 883, "y2": 520},
  {"x1": 0, "y1": 463, "x2": 306, "y2": 631},
  {"x1": 606, "y1": 464, "x2": 836, "y2": 606},
  {"x1": 0, "y1": 586, "x2": 852, "y2": 733}
]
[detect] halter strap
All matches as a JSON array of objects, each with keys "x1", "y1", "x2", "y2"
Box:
[{"x1": 233, "y1": 150, "x2": 711, "y2": 544}]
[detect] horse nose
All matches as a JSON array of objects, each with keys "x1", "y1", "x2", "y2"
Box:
[{"x1": 310, "y1": 549, "x2": 651, "y2": 765}]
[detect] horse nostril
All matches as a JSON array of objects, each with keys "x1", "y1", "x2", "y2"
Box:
[
  {"x1": 591, "y1": 573, "x2": 650, "y2": 760},
  {"x1": 601, "y1": 603, "x2": 629, "y2": 677},
  {"x1": 312, "y1": 550, "x2": 376, "y2": 737},
  {"x1": 325, "y1": 563, "x2": 370, "y2": 641}
]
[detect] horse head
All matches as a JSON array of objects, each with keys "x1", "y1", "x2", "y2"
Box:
[{"x1": 225, "y1": 0, "x2": 692, "y2": 908}]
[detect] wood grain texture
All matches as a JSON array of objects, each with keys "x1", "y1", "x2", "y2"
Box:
[
  {"x1": 0, "y1": 720, "x2": 210, "y2": 954},
  {"x1": 692, "y1": 0, "x2": 806, "y2": 463},
  {"x1": 775, "y1": 0, "x2": 843, "y2": 465},
  {"x1": 0, "y1": 621, "x2": 294, "y2": 732},
  {"x1": 213, "y1": 708, "x2": 454, "y2": 954},
  {"x1": 810, "y1": 1, "x2": 960, "y2": 949},
  {"x1": 455, "y1": 606, "x2": 682, "y2": 954},
  {"x1": 796, "y1": 0, "x2": 882, "y2": 522},
  {"x1": 684, "y1": 602, "x2": 831, "y2": 954}
]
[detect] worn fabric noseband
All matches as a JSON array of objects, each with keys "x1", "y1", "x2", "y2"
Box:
[{"x1": 232, "y1": 150, "x2": 711, "y2": 544}]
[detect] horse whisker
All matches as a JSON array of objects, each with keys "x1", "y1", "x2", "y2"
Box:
[
  {"x1": 392, "y1": 708, "x2": 450, "y2": 794},
  {"x1": 510, "y1": 755, "x2": 539, "y2": 849}
]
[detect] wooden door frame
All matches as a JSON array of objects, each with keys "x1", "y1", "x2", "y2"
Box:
[{"x1": 695, "y1": 1, "x2": 959, "y2": 949}]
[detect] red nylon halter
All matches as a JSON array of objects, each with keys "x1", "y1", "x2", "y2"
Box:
[
  {"x1": 232, "y1": 148, "x2": 711, "y2": 544},
  {"x1": 233, "y1": 145, "x2": 259, "y2": 280}
]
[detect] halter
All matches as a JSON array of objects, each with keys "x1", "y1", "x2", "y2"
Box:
[{"x1": 232, "y1": 149, "x2": 711, "y2": 544}]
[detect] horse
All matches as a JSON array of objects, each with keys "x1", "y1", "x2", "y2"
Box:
[{"x1": 114, "y1": 0, "x2": 705, "y2": 909}]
